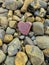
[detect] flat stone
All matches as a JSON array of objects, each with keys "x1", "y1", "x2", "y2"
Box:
[
  {"x1": 18, "y1": 22, "x2": 32, "y2": 35},
  {"x1": 0, "y1": 29, "x2": 5, "y2": 40},
  {"x1": 0, "y1": 50, "x2": 6, "y2": 63},
  {"x1": 36, "y1": 36, "x2": 49, "y2": 49},
  {"x1": 25, "y1": 45, "x2": 44, "y2": 65},
  {"x1": 33, "y1": 22, "x2": 44, "y2": 35},
  {"x1": 4, "y1": 34, "x2": 13, "y2": 43},
  {"x1": 5, "y1": 56, "x2": 15, "y2": 65},
  {"x1": 15, "y1": 52, "x2": 28, "y2": 65},
  {"x1": 8, "y1": 38, "x2": 21, "y2": 56},
  {"x1": 6, "y1": 27, "x2": 15, "y2": 34}
]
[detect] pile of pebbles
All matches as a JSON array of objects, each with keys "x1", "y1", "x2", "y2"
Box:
[{"x1": 0, "y1": 0, "x2": 49, "y2": 65}]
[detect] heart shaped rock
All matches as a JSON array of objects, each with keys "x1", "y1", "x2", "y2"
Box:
[{"x1": 18, "y1": 22, "x2": 32, "y2": 35}]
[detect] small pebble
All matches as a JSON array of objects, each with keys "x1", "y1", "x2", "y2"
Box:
[
  {"x1": 25, "y1": 36, "x2": 34, "y2": 45},
  {"x1": 19, "y1": 35, "x2": 25, "y2": 40},
  {"x1": 6, "y1": 27, "x2": 15, "y2": 34},
  {"x1": 9, "y1": 20, "x2": 16, "y2": 28},
  {"x1": 4, "y1": 34, "x2": 13, "y2": 43},
  {"x1": 29, "y1": 32, "x2": 34, "y2": 37},
  {"x1": 0, "y1": 29, "x2": 5, "y2": 40}
]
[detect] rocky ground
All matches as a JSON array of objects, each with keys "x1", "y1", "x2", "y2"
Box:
[{"x1": 0, "y1": 0, "x2": 49, "y2": 65}]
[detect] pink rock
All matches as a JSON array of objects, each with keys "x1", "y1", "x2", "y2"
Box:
[{"x1": 18, "y1": 22, "x2": 32, "y2": 35}]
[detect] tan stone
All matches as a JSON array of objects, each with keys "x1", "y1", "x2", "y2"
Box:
[
  {"x1": 35, "y1": 16, "x2": 45, "y2": 23},
  {"x1": 43, "y1": 48, "x2": 49, "y2": 57},
  {"x1": 14, "y1": 10, "x2": 22, "y2": 17},
  {"x1": 4, "y1": 34, "x2": 13, "y2": 43},
  {"x1": 13, "y1": 15, "x2": 21, "y2": 21},
  {"x1": 0, "y1": 39, "x2": 3, "y2": 46},
  {"x1": 9, "y1": 21, "x2": 16, "y2": 28},
  {"x1": 26, "y1": 16, "x2": 34, "y2": 22},
  {"x1": 15, "y1": 52, "x2": 28, "y2": 65},
  {"x1": 8, "y1": 10, "x2": 13, "y2": 17},
  {"x1": 21, "y1": 0, "x2": 33, "y2": 12}
]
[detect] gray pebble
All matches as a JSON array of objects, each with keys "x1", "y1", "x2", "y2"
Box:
[
  {"x1": 2, "y1": 44, "x2": 8, "y2": 53},
  {"x1": 0, "y1": 7, "x2": 8, "y2": 14},
  {"x1": 0, "y1": 29, "x2": 5, "y2": 40},
  {"x1": 39, "y1": 0, "x2": 47, "y2": 9},
  {"x1": 19, "y1": 35, "x2": 25, "y2": 40},
  {"x1": 31, "y1": 36, "x2": 36, "y2": 41},
  {"x1": 8, "y1": 38, "x2": 21, "y2": 56},
  {"x1": 5, "y1": 56, "x2": 15, "y2": 65},
  {"x1": 36, "y1": 36, "x2": 49, "y2": 49},
  {"x1": 27, "y1": 61, "x2": 31, "y2": 65},
  {"x1": 44, "y1": 19, "x2": 49, "y2": 26},
  {"x1": 33, "y1": 22, "x2": 44, "y2": 35},
  {"x1": 6, "y1": 27, "x2": 15, "y2": 34},
  {"x1": 29, "y1": 32, "x2": 34, "y2": 37},
  {"x1": 24, "y1": 36, "x2": 34, "y2": 45},
  {"x1": 0, "y1": 50, "x2": 6, "y2": 63}
]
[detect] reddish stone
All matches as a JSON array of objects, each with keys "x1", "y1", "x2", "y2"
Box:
[{"x1": 18, "y1": 22, "x2": 32, "y2": 35}]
